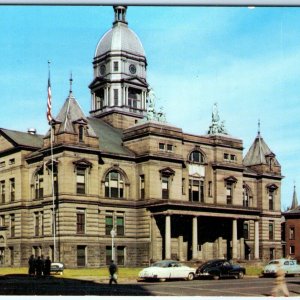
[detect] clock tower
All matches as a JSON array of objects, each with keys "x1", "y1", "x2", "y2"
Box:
[{"x1": 89, "y1": 6, "x2": 149, "y2": 129}]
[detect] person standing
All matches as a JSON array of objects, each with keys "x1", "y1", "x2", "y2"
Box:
[
  {"x1": 108, "y1": 260, "x2": 118, "y2": 285},
  {"x1": 271, "y1": 262, "x2": 289, "y2": 297},
  {"x1": 28, "y1": 255, "x2": 35, "y2": 276},
  {"x1": 44, "y1": 256, "x2": 52, "y2": 276}
]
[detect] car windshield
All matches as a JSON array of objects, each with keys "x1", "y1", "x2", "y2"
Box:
[
  {"x1": 152, "y1": 261, "x2": 177, "y2": 268},
  {"x1": 268, "y1": 261, "x2": 280, "y2": 265}
]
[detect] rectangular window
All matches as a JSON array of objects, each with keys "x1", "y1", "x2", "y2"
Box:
[
  {"x1": 106, "y1": 246, "x2": 112, "y2": 265},
  {"x1": 76, "y1": 209, "x2": 85, "y2": 234},
  {"x1": 10, "y1": 178, "x2": 15, "y2": 202},
  {"x1": 76, "y1": 168, "x2": 86, "y2": 195},
  {"x1": 10, "y1": 214, "x2": 15, "y2": 237},
  {"x1": 226, "y1": 183, "x2": 233, "y2": 204},
  {"x1": 189, "y1": 179, "x2": 204, "y2": 202},
  {"x1": 162, "y1": 176, "x2": 169, "y2": 199},
  {"x1": 0, "y1": 181, "x2": 5, "y2": 204},
  {"x1": 34, "y1": 212, "x2": 39, "y2": 236},
  {"x1": 290, "y1": 245, "x2": 295, "y2": 255},
  {"x1": 77, "y1": 245, "x2": 86, "y2": 267},
  {"x1": 113, "y1": 89, "x2": 118, "y2": 106},
  {"x1": 224, "y1": 153, "x2": 229, "y2": 160},
  {"x1": 79, "y1": 126, "x2": 84, "y2": 142},
  {"x1": 243, "y1": 222, "x2": 249, "y2": 239},
  {"x1": 159, "y1": 143, "x2": 165, "y2": 150},
  {"x1": 269, "y1": 191, "x2": 274, "y2": 210},
  {"x1": 140, "y1": 175, "x2": 145, "y2": 199},
  {"x1": 9, "y1": 159, "x2": 15, "y2": 165},
  {"x1": 113, "y1": 61, "x2": 119, "y2": 72},
  {"x1": 230, "y1": 154, "x2": 236, "y2": 161},
  {"x1": 269, "y1": 221, "x2": 274, "y2": 240},
  {"x1": 208, "y1": 181, "x2": 212, "y2": 197},
  {"x1": 116, "y1": 215, "x2": 124, "y2": 236},
  {"x1": 105, "y1": 215, "x2": 113, "y2": 236},
  {"x1": 289, "y1": 227, "x2": 295, "y2": 240},
  {"x1": 167, "y1": 144, "x2": 173, "y2": 152},
  {"x1": 0, "y1": 247, "x2": 4, "y2": 265},
  {"x1": 117, "y1": 246, "x2": 125, "y2": 265},
  {"x1": 0, "y1": 161, "x2": 5, "y2": 168}
]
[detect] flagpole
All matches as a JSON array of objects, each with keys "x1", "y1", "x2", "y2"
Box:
[{"x1": 48, "y1": 61, "x2": 57, "y2": 263}]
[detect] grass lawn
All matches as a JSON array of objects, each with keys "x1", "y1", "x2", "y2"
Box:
[{"x1": 0, "y1": 266, "x2": 262, "y2": 278}]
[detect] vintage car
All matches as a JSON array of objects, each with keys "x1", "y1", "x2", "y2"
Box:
[
  {"x1": 50, "y1": 262, "x2": 65, "y2": 275},
  {"x1": 262, "y1": 258, "x2": 300, "y2": 277},
  {"x1": 138, "y1": 260, "x2": 196, "y2": 281},
  {"x1": 195, "y1": 259, "x2": 246, "y2": 280}
]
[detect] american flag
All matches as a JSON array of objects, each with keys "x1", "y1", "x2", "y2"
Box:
[{"x1": 47, "y1": 77, "x2": 52, "y2": 123}]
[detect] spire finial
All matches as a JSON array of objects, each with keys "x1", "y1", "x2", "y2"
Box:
[
  {"x1": 258, "y1": 119, "x2": 261, "y2": 136},
  {"x1": 69, "y1": 72, "x2": 73, "y2": 94}
]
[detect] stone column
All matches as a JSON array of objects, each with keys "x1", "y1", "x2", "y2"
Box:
[
  {"x1": 165, "y1": 214, "x2": 171, "y2": 260},
  {"x1": 218, "y1": 237, "x2": 223, "y2": 258},
  {"x1": 150, "y1": 215, "x2": 156, "y2": 261},
  {"x1": 232, "y1": 219, "x2": 237, "y2": 259},
  {"x1": 254, "y1": 220, "x2": 259, "y2": 259},
  {"x1": 178, "y1": 235, "x2": 184, "y2": 261},
  {"x1": 240, "y1": 237, "x2": 245, "y2": 260},
  {"x1": 192, "y1": 216, "x2": 198, "y2": 260}
]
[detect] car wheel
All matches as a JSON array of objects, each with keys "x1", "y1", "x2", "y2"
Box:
[
  {"x1": 187, "y1": 272, "x2": 194, "y2": 281},
  {"x1": 213, "y1": 274, "x2": 220, "y2": 280},
  {"x1": 235, "y1": 271, "x2": 244, "y2": 279}
]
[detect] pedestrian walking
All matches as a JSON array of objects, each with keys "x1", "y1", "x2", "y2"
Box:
[
  {"x1": 40, "y1": 255, "x2": 45, "y2": 276},
  {"x1": 271, "y1": 262, "x2": 289, "y2": 297},
  {"x1": 28, "y1": 255, "x2": 35, "y2": 276},
  {"x1": 108, "y1": 260, "x2": 118, "y2": 285}
]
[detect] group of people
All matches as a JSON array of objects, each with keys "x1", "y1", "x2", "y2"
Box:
[{"x1": 28, "y1": 255, "x2": 52, "y2": 277}]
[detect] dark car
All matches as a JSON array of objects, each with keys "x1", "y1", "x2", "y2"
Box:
[{"x1": 196, "y1": 259, "x2": 245, "y2": 280}]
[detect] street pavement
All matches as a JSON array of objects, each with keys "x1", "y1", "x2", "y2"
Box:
[{"x1": 1, "y1": 274, "x2": 300, "y2": 296}]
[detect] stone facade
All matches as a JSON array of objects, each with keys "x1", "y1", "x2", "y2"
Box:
[{"x1": 0, "y1": 6, "x2": 283, "y2": 268}]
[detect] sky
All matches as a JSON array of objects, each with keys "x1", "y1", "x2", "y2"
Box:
[{"x1": 0, "y1": 4, "x2": 299, "y2": 210}]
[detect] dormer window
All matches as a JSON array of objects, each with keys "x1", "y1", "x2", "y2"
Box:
[{"x1": 79, "y1": 125, "x2": 84, "y2": 142}]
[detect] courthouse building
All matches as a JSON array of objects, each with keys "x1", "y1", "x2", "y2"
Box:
[{"x1": 0, "y1": 6, "x2": 283, "y2": 267}]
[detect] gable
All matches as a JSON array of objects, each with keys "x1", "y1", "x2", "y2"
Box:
[{"x1": 0, "y1": 134, "x2": 14, "y2": 152}]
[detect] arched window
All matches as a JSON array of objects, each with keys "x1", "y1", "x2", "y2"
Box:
[
  {"x1": 189, "y1": 151, "x2": 204, "y2": 164},
  {"x1": 105, "y1": 171, "x2": 124, "y2": 198},
  {"x1": 267, "y1": 184, "x2": 278, "y2": 211},
  {"x1": 243, "y1": 184, "x2": 252, "y2": 207},
  {"x1": 34, "y1": 167, "x2": 44, "y2": 199}
]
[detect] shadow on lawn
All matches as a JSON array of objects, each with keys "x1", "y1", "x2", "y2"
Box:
[{"x1": 0, "y1": 274, "x2": 153, "y2": 296}]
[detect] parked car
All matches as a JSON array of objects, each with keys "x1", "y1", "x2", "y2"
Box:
[
  {"x1": 262, "y1": 258, "x2": 300, "y2": 277},
  {"x1": 138, "y1": 260, "x2": 196, "y2": 281},
  {"x1": 50, "y1": 262, "x2": 65, "y2": 275},
  {"x1": 196, "y1": 259, "x2": 246, "y2": 280}
]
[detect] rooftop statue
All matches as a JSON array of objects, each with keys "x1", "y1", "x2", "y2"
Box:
[
  {"x1": 207, "y1": 103, "x2": 228, "y2": 135},
  {"x1": 146, "y1": 88, "x2": 167, "y2": 123}
]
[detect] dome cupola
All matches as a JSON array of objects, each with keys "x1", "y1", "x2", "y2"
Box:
[{"x1": 89, "y1": 6, "x2": 148, "y2": 129}]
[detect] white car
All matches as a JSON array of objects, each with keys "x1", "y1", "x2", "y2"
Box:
[
  {"x1": 138, "y1": 260, "x2": 196, "y2": 281},
  {"x1": 262, "y1": 258, "x2": 300, "y2": 277}
]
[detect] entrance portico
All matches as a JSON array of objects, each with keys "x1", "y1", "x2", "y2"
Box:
[{"x1": 150, "y1": 208, "x2": 260, "y2": 262}]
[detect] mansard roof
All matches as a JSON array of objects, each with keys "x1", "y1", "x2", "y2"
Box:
[
  {"x1": 0, "y1": 128, "x2": 43, "y2": 149},
  {"x1": 243, "y1": 133, "x2": 280, "y2": 167}
]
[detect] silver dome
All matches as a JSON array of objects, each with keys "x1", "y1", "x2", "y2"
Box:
[{"x1": 95, "y1": 22, "x2": 145, "y2": 58}]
